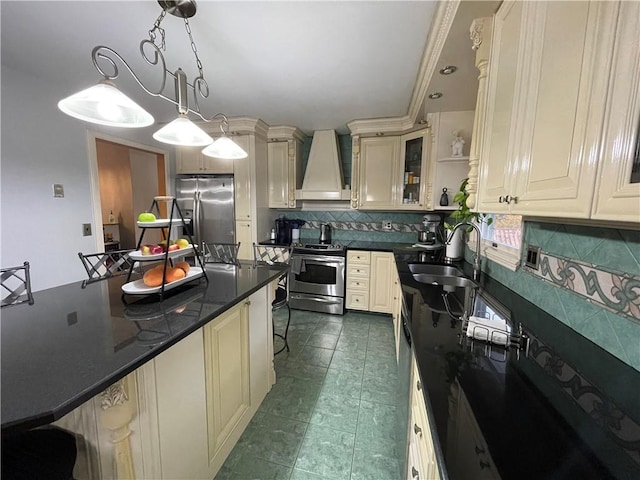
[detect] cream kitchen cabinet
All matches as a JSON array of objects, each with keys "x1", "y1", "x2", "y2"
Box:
[
  {"x1": 230, "y1": 135, "x2": 254, "y2": 260},
  {"x1": 446, "y1": 380, "x2": 500, "y2": 480},
  {"x1": 235, "y1": 221, "x2": 253, "y2": 260},
  {"x1": 176, "y1": 146, "x2": 234, "y2": 174},
  {"x1": 369, "y1": 251, "x2": 396, "y2": 314},
  {"x1": 354, "y1": 129, "x2": 430, "y2": 210},
  {"x1": 232, "y1": 135, "x2": 252, "y2": 222},
  {"x1": 476, "y1": 0, "x2": 618, "y2": 218},
  {"x1": 346, "y1": 250, "x2": 397, "y2": 315},
  {"x1": 202, "y1": 299, "x2": 250, "y2": 474},
  {"x1": 345, "y1": 250, "x2": 370, "y2": 311},
  {"x1": 591, "y1": 1, "x2": 640, "y2": 223},
  {"x1": 267, "y1": 126, "x2": 305, "y2": 209},
  {"x1": 408, "y1": 354, "x2": 441, "y2": 480},
  {"x1": 356, "y1": 137, "x2": 400, "y2": 209}
]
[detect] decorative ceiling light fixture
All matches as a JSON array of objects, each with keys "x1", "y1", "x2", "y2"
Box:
[
  {"x1": 428, "y1": 92, "x2": 443, "y2": 99},
  {"x1": 57, "y1": 0, "x2": 247, "y2": 159}
]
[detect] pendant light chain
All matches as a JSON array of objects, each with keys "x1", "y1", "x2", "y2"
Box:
[
  {"x1": 184, "y1": 17, "x2": 204, "y2": 79},
  {"x1": 149, "y1": 10, "x2": 167, "y2": 51}
]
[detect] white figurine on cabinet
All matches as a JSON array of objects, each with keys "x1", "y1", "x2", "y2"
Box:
[{"x1": 451, "y1": 131, "x2": 465, "y2": 157}]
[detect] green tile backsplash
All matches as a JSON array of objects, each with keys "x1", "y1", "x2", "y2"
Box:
[
  {"x1": 472, "y1": 221, "x2": 640, "y2": 372},
  {"x1": 276, "y1": 210, "x2": 429, "y2": 244}
]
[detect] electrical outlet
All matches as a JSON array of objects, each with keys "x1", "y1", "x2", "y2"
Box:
[
  {"x1": 382, "y1": 220, "x2": 392, "y2": 231},
  {"x1": 67, "y1": 312, "x2": 78, "y2": 326},
  {"x1": 525, "y1": 245, "x2": 540, "y2": 269},
  {"x1": 82, "y1": 223, "x2": 92, "y2": 236}
]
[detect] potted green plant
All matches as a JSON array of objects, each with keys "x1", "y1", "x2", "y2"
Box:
[{"x1": 444, "y1": 178, "x2": 492, "y2": 260}]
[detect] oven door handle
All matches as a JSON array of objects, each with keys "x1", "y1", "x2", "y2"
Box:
[
  {"x1": 293, "y1": 254, "x2": 345, "y2": 263},
  {"x1": 290, "y1": 293, "x2": 342, "y2": 304}
]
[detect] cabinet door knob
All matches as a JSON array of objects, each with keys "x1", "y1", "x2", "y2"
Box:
[
  {"x1": 498, "y1": 195, "x2": 505, "y2": 203},
  {"x1": 414, "y1": 423, "x2": 422, "y2": 436},
  {"x1": 412, "y1": 466, "x2": 420, "y2": 479},
  {"x1": 475, "y1": 445, "x2": 485, "y2": 455},
  {"x1": 416, "y1": 380, "x2": 422, "y2": 390}
]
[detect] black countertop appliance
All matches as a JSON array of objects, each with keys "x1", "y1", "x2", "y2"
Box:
[{"x1": 275, "y1": 216, "x2": 292, "y2": 245}]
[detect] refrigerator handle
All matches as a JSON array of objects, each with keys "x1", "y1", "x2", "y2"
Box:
[{"x1": 194, "y1": 190, "x2": 202, "y2": 247}]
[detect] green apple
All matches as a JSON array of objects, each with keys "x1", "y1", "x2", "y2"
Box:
[
  {"x1": 138, "y1": 212, "x2": 156, "y2": 222},
  {"x1": 141, "y1": 245, "x2": 151, "y2": 256}
]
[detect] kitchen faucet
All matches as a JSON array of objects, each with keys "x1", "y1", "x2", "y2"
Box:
[{"x1": 445, "y1": 222, "x2": 482, "y2": 281}]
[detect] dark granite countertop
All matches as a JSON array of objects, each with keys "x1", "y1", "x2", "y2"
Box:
[
  {"x1": 395, "y1": 254, "x2": 640, "y2": 480},
  {"x1": 1, "y1": 263, "x2": 286, "y2": 432}
]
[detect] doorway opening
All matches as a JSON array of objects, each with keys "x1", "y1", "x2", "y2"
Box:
[{"x1": 89, "y1": 133, "x2": 169, "y2": 252}]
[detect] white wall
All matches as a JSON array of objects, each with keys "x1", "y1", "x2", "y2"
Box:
[{"x1": 1, "y1": 65, "x2": 170, "y2": 291}]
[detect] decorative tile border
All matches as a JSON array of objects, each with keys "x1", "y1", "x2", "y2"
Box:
[
  {"x1": 524, "y1": 252, "x2": 640, "y2": 323},
  {"x1": 528, "y1": 333, "x2": 640, "y2": 469},
  {"x1": 301, "y1": 220, "x2": 422, "y2": 233}
]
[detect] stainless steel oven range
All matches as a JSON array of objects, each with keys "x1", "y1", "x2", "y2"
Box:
[{"x1": 289, "y1": 243, "x2": 347, "y2": 315}]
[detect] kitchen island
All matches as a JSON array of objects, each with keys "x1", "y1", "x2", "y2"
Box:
[
  {"x1": 395, "y1": 254, "x2": 640, "y2": 480},
  {"x1": 1, "y1": 262, "x2": 286, "y2": 479}
]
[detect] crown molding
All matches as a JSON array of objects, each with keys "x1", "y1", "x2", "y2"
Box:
[
  {"x1": 267, "y1": 125, "x2": 307, "y2": 143},
  {"x1": 347, "y1": 0, "x2": 460, "y2": 136},
  {"x1": 200, "y1": 116, "x2": 270, "y2": 137},
  {"x1": 347, "y1": 115, "x2": 417, "y2": 136}
]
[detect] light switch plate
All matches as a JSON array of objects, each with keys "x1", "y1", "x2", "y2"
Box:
[
  {"x1": 53, "y1": 184, "x2": 64, "y2": 198},
  {"x1": 82, "y1": 223, "x2": 92, "y2": 236}
]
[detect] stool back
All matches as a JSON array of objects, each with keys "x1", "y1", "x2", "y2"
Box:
[{"x1": 1, "y1": 261, "x2": 34, "y2": 307}]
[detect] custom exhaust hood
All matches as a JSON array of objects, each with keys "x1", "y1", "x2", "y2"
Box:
[{"x1": 296, "y1": 130, "x2": 351, "y2": 201}]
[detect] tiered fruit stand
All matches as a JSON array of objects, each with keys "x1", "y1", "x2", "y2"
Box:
[{"x1": 122, "y1": 196, "x2": 208, "y2": 301}]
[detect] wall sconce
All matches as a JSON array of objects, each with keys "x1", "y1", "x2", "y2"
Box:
[{"x1": 57, "y1": 0, "x2": 247, "y2": 159}]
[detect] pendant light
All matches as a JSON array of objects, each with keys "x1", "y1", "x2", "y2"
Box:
[
  {"x1": 57, "y1": 80, "x2": 153, "y2": 128},
  {"x1": 202, "y1": 136, "x2": 247, "y2": 159},
  {"x1": 202, "y1": 115, "x2": 248, "y2": 159},
  {"x1": 153, "y1": 115, "x2": 213, "y2": 146},
  {"x1": 57, "y1": 0, "x2": 247, "y2": 157}
]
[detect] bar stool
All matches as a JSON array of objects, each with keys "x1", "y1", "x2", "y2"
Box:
[
  {"x1": 1, "y1": 261, "x2": 34, "y2": 308},
  {"x1": 77, "y1": 250, "x2": 135, "y2": 288},
  {"x1": 252, "y1": 243, "x2": 292, "y2": 354},
  {"x1": 204, "y1": 242, "x2": 241, "y2": 266}
]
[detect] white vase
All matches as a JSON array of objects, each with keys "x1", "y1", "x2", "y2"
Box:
[{"x1": 445, "y1": 228, "x2": 465, "y2": 260}]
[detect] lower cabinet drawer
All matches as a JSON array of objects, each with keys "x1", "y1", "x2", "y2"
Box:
[
  {"x1": 346, "y1": 290, "x2": 369, "y2": 310},
  {"x1": 347, "y1": 264, "x2": 370, "y2": 278},
  {"x1": 347, "y1": 277, "x2": 369, "y2": 291}
]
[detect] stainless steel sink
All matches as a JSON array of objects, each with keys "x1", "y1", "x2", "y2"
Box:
[
  {"x1": 411, "y1": 274, "x2": 477, "y2": 289},
  {"x1": 408, "y1": 264, "x2": 465, "y2": 277},
  {"x1": 408, "y1": 263, "x2": 477, "y2": 289}
]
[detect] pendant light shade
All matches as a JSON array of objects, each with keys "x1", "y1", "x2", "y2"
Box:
[
  {"x1": 202, "y1": 136, "x2": 248, "y2": 159},
  {"x1": 57, "y1": 80, "x2": 154, "y2": 128},
  {"x1": 152, "y1": 115, "x2": 213, "y2": 146}
]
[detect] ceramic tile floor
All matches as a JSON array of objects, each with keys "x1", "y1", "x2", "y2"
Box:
[{"x1": 215, "y1": 308, "x2": 400, "y2": 480}]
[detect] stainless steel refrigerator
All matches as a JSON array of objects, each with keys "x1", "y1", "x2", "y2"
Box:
[{"x1": 175, "y1": 175, "x2": 235, "y2": 247}]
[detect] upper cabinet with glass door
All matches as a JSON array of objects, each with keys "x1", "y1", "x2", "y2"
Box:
[{"x1": 399, "y1": 129, "x2": 430, "y2": 209}]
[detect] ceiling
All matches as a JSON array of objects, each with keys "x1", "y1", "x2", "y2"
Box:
[{"x1": 1, "y1": 1, "x2": 499, "y2": 136}]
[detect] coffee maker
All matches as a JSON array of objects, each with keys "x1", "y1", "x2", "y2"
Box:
[{"x1": 416, "y1": 214, "x2": 443, "y2": 250}]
